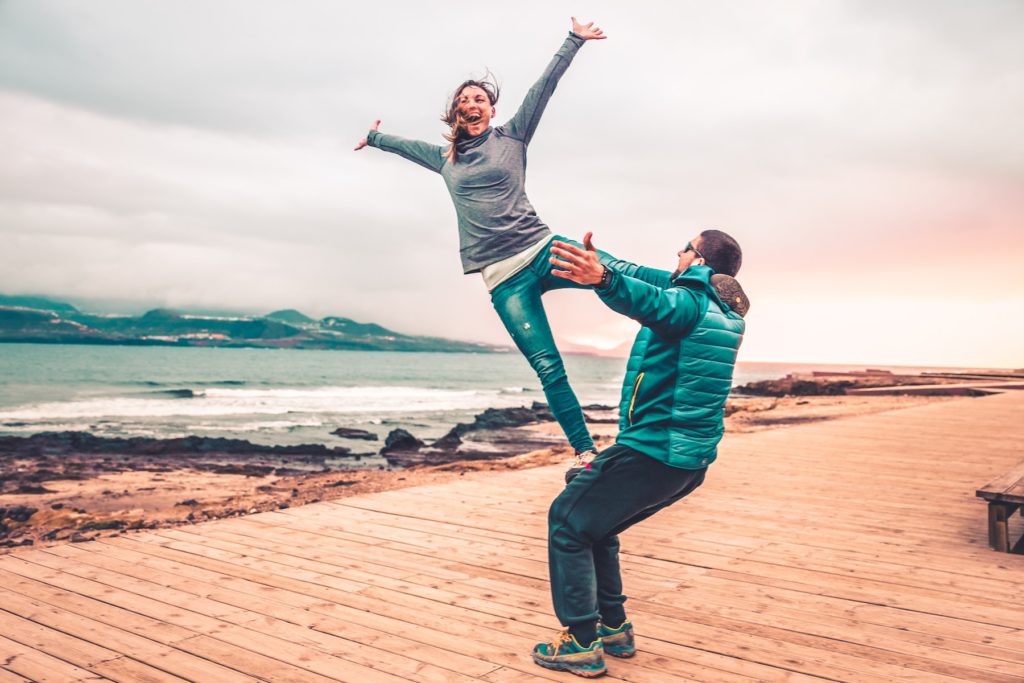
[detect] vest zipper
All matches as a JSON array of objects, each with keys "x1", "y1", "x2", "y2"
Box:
[{"x1": 627, "y1": 372, "x2": 645, "y2": 425}]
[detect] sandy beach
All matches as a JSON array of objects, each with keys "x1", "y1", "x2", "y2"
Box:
[{"x1": 1, "y1": 374, "x2": 971, "y2": 552}]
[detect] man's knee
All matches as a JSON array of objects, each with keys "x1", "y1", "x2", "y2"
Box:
[
  {"x1": 548, "y1": 494, "x2": 595, "y2": 551},
  {"x1": 549, "y1": 523, "x2": 590, "y2": 556}
]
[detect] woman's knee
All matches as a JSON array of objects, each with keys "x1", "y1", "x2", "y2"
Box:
[{"x1": 527, "y1": 350, "x2": 567, "y2": 385}]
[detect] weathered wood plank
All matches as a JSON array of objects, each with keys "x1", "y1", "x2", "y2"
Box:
[
  {"x1": 977, "y1": 461, "x2": 1024, "y2": 499},
  {"x1": 0, "y1": 633, "x2": 112, "y2": 683}
]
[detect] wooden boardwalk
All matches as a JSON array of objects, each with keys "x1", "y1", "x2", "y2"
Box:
[{"x1": 2, "y1": 392, "x2": 1023, "y2": 682}]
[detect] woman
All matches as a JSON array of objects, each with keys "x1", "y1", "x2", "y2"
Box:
[{"x1": 355, "y1": 18, "x2": 607, "y2": 464}]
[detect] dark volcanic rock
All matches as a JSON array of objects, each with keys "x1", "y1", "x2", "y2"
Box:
[
  {"x1": 435, "y1": 402, "x2": 556, "y2": 447},
  {"x1": 735, "y1": 378, "x2": 856, "y2": 397},
  {"x1": 14, "y1": 484, "x2": 57, "y2": 494},
  {"x1": 381, "y1": 429, "x2": 424, "y2": 454},
  {"x1": 383, "y1": 401, "x2": 618, "y2": 469},
  {"x1": 26, "y1": 468, "x2": 63, "y2": 482},
  {"x1": 431, "y1": 431, "x2": 463, "y2": 450},
  {"x1": 205, "y1": 463, "x2": 275, "y2": 477},
  {"x1": 2, "y1": 506, "x2": 38, "y2": 523},
  {"x1": 273, "y1": 467, "x2": 307, "y2": 477},
  {"x1": 80, "y1": 519, "x2": 126, "y2": 531},
  {"x1": 0, "y1": 432, "x2": 353, "y2": 458},
  {"x1": 330, "y1": 427, "x2": 378, "y2": 441}
]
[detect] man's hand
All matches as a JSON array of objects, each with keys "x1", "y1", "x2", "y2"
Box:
[
  {"x1": 551, "y1": 231, "x2": 605, "y2": 285},
  {"x1": 571, "y1": 17, "x2": 606, "y2": 41},
  {"x1": 354, "y1": 120, "x2": 381, "y2": 151}
]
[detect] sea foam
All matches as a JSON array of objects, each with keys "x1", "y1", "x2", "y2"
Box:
[{"x1": 0, "y1": 385, "x2": 507, "y2": 420}]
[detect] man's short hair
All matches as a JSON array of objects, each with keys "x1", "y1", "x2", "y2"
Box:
[{"x1": 699, "y1": 229, "x2": 742, "y2": 277}]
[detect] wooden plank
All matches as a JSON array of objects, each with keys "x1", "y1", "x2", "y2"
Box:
[
  {"x1": 324, "y1": 498, "x2": 1024, "y2": 607},
  {"x1": 0, "y1": 587, "x2": 267, "y2": 683},
  {"x1": 0, "y1": 611, "x2": 191, "y2": 683},
  {"x1": 0, "y1": 567, "x2": 340, "y2": 683},
  {"x1": 287, "y1": 498, "x2": 1024, "y2": 630},
  {"x1": 0, "y1": 633, "x2": 111, "y2": 683},
  {"x1": 88, "y1": 536, "x2": 760, "y2": 682},
  {"x1": 5, "y1": 552, "x2": 409, "y2": 683},
  {"x1": 16, "y1": 544, "x2": 589, "y2": 683},
  {"x1": 67, "y1": 533, "x2": 815, "y2": 682},
  {"x1": 0, "y1": 669, "x2": 33, "y2": 683},
  {"x1": 976, "y1": 460, "x2": 1024, "y2": 498},
  {"x1": 7, "y1": 549, "x2": 482, "y2": 683},
  {"x1": 1003, "y1": 477, "x2": 1024, "y2": 504},
  {"x1": 988, "y1": 503, "x2": 1012, "y2": 552}
]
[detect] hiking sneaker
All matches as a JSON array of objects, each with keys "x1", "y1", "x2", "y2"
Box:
[
  {"x1": 598, "y1": 620, "x2": 635, "y2": 658},
  {"x1": 710, "y1": 274, "x2": 750, "y2": 318},
  {"x1": 532, "y1": 629, "x2": 607, "y2": 677}
]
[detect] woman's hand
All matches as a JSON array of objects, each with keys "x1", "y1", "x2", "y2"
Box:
[
  {"x1": 571, "y1": 17, "x2": 606, "y2": 41},
  {"x1": 550, "y1": 231, "x2": 606, "y2": 285},
  {"x1": 354, "y1": 120, "x2": 381, "y2": 151}
]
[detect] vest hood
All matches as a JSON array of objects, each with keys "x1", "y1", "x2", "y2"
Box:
[{"x1": 672, "y1": 265, "x2": 731, "y2": 314}]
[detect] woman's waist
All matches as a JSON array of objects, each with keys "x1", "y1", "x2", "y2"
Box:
[{"x1": 456, "y1": 224, "x2": 552, "y2": 274}]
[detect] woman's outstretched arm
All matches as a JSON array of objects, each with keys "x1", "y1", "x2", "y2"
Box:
[
  {"x1": 502, "y1": 17, "x2": 606, "y2": 145},
  {"x1": 355, "y1": 120, "x2": 446, "y2": 173}
]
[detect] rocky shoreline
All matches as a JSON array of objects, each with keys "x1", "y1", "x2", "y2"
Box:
[
  {"x1": 380, "y1": 402, "x2": 617, "y2": 467},
  {"x1": 734, "y1": 368, "x2": 1023, "y2": 397},
  {"x1": 4, "y1": 370, "x2": 1009, "y2": 551},
  {"x1": 0, "y1": 401, "x2": 618, "y2": 548}
]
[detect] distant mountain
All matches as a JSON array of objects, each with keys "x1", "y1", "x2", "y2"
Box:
[
  {"x1": 0, "y1": 295, "x2": 79, "y2": 315},
  {"x1": 266, "y1": 309, "x2": 316, "y2": 325},
  {"x1": 0, "y1": 297, "x2": 501, "y2": 353},
  {"x1": 557, "y1": 338, "x2": 632, "y2": 358}
]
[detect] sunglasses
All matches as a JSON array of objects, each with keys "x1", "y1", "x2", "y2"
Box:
[{"x1": 684, "y1": 241, "x2": 705, "y2": 261}]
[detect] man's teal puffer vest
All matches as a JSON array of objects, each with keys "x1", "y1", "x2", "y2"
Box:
[{"x1": 615, "y1": 267, "x2": 745, "y2": 469}]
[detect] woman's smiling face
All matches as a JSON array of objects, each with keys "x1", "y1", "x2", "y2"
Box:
[{"x1": 456, "y1": 85, "x2": 495, "y2": 133}]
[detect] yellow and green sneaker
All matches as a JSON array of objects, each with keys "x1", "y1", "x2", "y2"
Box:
[
  {"x1": 532, "y1": 629, "x2": 607, "y2": 678},
  {"x1": 598, "y1": 620, "x2": 635, "y2": 658}
]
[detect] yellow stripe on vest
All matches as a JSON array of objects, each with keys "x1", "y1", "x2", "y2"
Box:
[{"x1": 627, "y1": 372, "x2": 645, "y2": 425}]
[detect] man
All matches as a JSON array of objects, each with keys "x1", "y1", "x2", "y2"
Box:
[{"x1": 530, "y1": 229, "x2": 748, "y2": 678}]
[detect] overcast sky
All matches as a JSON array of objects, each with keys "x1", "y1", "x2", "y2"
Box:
[{"x1": 1, "y1": 1, "x2": 1022, "y2": 367}]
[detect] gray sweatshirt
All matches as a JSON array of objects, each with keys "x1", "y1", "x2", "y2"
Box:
[{"x1": 367, "y1": 32, "x2": 586, "y2": 274}]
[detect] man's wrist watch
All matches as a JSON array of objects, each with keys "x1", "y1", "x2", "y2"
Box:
[{"x1": 597, "y1": 266, "x2": 613, "y2": 290}]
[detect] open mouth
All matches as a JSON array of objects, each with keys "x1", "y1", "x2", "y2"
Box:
[{"x1": 463, "y1": 111, "x2": 482, "y2": 123}]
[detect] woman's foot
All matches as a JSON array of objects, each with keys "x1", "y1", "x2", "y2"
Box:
[{"x1": 565, "y1": 450, "x2": 597, "y2": 484}]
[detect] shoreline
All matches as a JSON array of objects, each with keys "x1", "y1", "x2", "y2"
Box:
[{"x1": 4, "y1": 369, "x2": 1021, "y2": 552}]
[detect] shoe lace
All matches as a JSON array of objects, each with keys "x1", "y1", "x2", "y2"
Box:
[{"x1": 550, "y1": 628, "x2": 573, "y2": 653}]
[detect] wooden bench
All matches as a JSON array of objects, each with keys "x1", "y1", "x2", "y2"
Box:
[{"x1": 976, "y1": 460, "x2": 1024, "y2": 553}]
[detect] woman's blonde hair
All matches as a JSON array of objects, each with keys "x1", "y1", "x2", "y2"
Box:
[{"x1": 441, "y1": 77, "x2": 500, "y2": 163}]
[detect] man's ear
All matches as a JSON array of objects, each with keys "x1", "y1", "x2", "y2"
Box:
[{"x1": 491, "y1": 107, "x2": 497, "y2": 118}]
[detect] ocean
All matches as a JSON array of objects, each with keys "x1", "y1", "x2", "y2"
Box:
[{"x1": 0, "y1": 343, "x2": 978, "y2": 451}]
